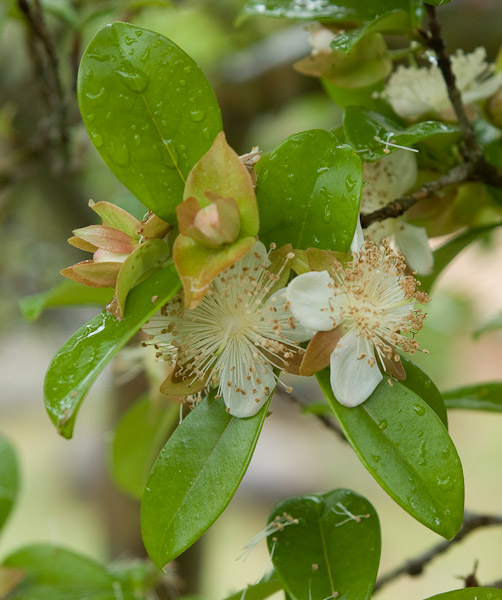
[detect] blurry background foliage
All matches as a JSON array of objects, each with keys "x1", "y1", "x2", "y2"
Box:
[{"x1": 1, "y1": 1, "x2": 502, "y2": 599}]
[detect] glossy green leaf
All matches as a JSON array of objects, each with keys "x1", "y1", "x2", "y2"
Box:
[
  {"x1": 473, "y1": 313, "x2": 502, "y2": 339},
  {"x1": 344, "y1": 107, "x2": 458, "y2": 161},
  {"x1": 400, "y1": 356, "x2": 448, "y2": 428},
  {"x1": 2, "y1": 545, "x2": 150, "y2": 600},
  {"x1": 223, "y1": 571, "x2": 283, "y2": 600},
  {"x1": 424, "y1": 589, "x2": 502, "y2": 600},
  {"x1": 443, "y1": 382, "x2": 502, "y2": 412},
  {"x1": 256, "y1": 132, "x2": 361, "y2": 252},
  {"x1": 78, "y1": 23, "x2": 222, "y2": 222},
  {"x1": 423, "y1": 0, "x2": 452, "y2": 5},
  {"x1": 44, "y1": 266, "x2": 180, "y2": 439},
  {"x1": 241, "y1": 0, "x2": 423, "y2": 25},
  {"x1": 0, "y1": 435, "x2": 19, "y2": 533},
  {"x1": 317, "y1": 370, "x2": 464, "y2": 538},
  {"x1": 268, "y1": 489, "x2": 380, "y2": 600},
  {"x1": 109, "y1": 396, "x2": 179, "y2": 499},
  {"x1": 419, "y1": 224, "x2": 502, "y2": 294},
  {"x1": 331, "y1": 10, "x2": 411, "y2": 54},
  {"x1": 19, "y1": 280, "x2": 113, "y2": 322},
  {"x1": 141, "y1": 393, "x2": 271, "y2": 567}
]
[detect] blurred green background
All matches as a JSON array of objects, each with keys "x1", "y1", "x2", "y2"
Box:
[{"x1": 1, "y1": 0, "x2": 502, "y2": 598}]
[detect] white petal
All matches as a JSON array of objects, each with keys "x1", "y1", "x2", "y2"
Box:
[
  {"x1": 286, "y1": 271, "x2": 335, "y2": 332},
  {"x1": 329, "y1": 330, "x2": 383, "y2": 407},
  {"x1": 222, "y1": 362, "x2": 275, "y2": 418},
  {"x1": 266, "y1": 288, "x2": 314, "y2": 342},
  {"x1": 350, "y1": 219, "x2": 364, "y2": 253},
  {"x1": 395, "y1": 222, "x2": 434, "y2": 275}
]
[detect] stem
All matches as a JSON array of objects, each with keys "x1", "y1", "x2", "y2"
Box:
[{"x1": 373, "y1": 512, "x2": 502, "y2": 594}]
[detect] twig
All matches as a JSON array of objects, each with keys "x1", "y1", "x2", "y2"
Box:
[
  {"x1": 424, "y1": 5, "x2": 482, "y2": 161},
  {"x1": 373, "y1": 512, "x2": 502, "y2": 594},
  {"x1": 17, "y1": 0, "x2": 69, "y2": 162},
  {"x1": 275, "y1": 387, "x2": 347, "y2": 443},
  {"x1": 360, "y1": 162, "x2": 476, "y2": 227}
]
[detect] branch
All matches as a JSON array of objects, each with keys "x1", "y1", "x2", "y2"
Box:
[
  {"x1": 17, "y1": 0, "x2": 69, "y2": 162},
  {"x1": 373, "y1": 512, "x2": 502, "y2": 594},
  {"x1": 275, "y1": 387, "x2": 348, "y2": 443}
]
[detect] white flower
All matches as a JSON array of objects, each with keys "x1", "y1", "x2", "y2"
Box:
[
  {"x1": 383, "y1": 48, "x2": 502, "y2": 121},
  {"x1": 361, "y1": 150, "x2": 433, "y2": 275},
  {"x1": 143, "y1": 242, "x2": 310, "y2": 418},
  {"x1": 286, "y1": 241, "x2": 428, "y2": 407}
]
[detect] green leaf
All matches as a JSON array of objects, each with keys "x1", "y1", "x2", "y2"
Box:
[
  {"x1": 0, "y1": 435, "x2": 19, "y2": 533},
  {"x1": 443, "y1": 383, "x2": 502, "y2": 412},
  {"x1": 473, "y1": 313, "x2": 502, "y2": 339},
  {"x1": 343, "y1": 107, "x2": 458, "y2": 161},
  {"x1": 241, "y1": 0, "x2": 423, "y2": 25},
  {"x1": 418, "y1": 224, "x2": 502, "y2": 294},
  {"x1": 141, "y1": 393, "x2": 271, "y2": 567},
  {"x1": 78, "y1": 22, "x2": 222, "y2": 222},
  {"x1": 400, "y1": 356, "x2": 448, "y2": 428},
  {"x1": 109, "y1": 396, "x2": 178, "y2": 499},
  {"x1": 423, "y1": 0, "x2": 452, "y2": 6},
  {"x1": 2, "y1": 545, "x2": 150, "y2": 600},
  {"x1": 256, "y1": 132, "x2": 361, "y2": 252},
  {"x1": 317, "y1": 371, "x2": 464, "y2": 539},
  {"x1": 331, "y1": 10, "x2": 411, "y2": 54},
  {"x1": 223, "y1": 571, "x2": 283, "y2": 600},
  {"x1": 424, "y1": 589, "x2": 502, "y2": 600},
  {"x1": 44, "y1": 266, "x2": 180, "y2": 439},
  {"x1": 267, "y1": 489, "x2": 380, "y2": 600},
  {"x1": 19, "y1": 281, "x2": 113, "y2": 322}
]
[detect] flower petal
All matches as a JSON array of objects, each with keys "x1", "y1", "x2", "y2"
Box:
[
  {"x1": 395, "y1": 222, "x2": 434, "y2": 275},
  {"x1": 266, "y1": 287, "x2": 313, "y2": 342},
  {"x1": 350, "y1": 219, "x2": 364, "y2": 253},
  {"x1": 222, "y1": 361, "x2": 275, "y2": 418},
  {"x1": 329, "y1": 330, "x2": 383, "y2": 407},
  {"x1": 286, "y1": 271, "x2": 335, "y2": 332}
]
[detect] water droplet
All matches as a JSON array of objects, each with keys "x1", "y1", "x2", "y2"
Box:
[
  {"x1": 323, "y1": 205, "x2": 332, "y2": 223},
  {"x1": 135, "y1": 29, "x2": 143, "y2": 37},
  {"x1": 371, "y1": 454, "x2": 381, "y2": 463},
  {"x1": 162, "y1": 139, "x2": 179, "y2": 169},
  {"x1": 417, "y1": 430, "x2": 424, "y2": 438},
  {"x1": 139, "y1": 172, "x2": 145, "y2": 180},
  {"x1": 417, "y1": 440, "x2": 427, "y2": 465},
  {"x1": 423, "y1": 380, "x2": 431, "y2": 390},
  {"x1": 86, "y1": 113, "x2": 95, "y2": 122},
  {"x1": 437, "y1": 475, "x2": 451, "y2": 487},
  {"x1": 133, "y1": 134, "x2": 141, "y2": 146},
  {"x1": 346, "y1": 175, "x2": 357, "y2": 191},
  {"x1": 90, "y1": 130, "x2": 103, "y2": 148},
  {"x1": 190, "y1": 109, "x2": 205, "y2": 122},
  {"x1": 141, "y1": 47, "x2": 151, "y2": 63},
  {"x1": 86, "y1": 87, "x2": 105, "y2": 101},
  {"x1": 413, "y1": 403, "x2": 425, "y2": 416},
  {"x1": 179, "y1": 79, "x2": 187, "y2": 87},
  {"x1": 183, "y1": 64, "x2": 192, "y2": 74},
  {"x1": 110, "y1": 143, "x2": 129, "y2": 166},
  {"x1": 124, "y1": 35, "x2": 136, "y2": 46},
  {"x1": 201, "y1": 127, "x2": 211, "y2": 140},
  {"x1": 288, "y1": 173, "x2": 297, "y2": 185},
  {"x1": 155, "y1": 39, "x2": 162, "y2": 47},
  {"x1": 116, "y1": 63, "x2": 149, "y2": 93},
  {"x1": 378, "y1": 419, "x2": 387, "y2": 431}
]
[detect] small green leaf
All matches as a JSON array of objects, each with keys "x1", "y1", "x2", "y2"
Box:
[
  {"x1": 78, "y1": 23, "x2": 222, "y2": 222},
  {"x1": 443, "y1": 383, "x2": 502, "y2": 412},
  {"x1": 0, "y1": 435, "x2": 19, "y2": 533},
  {"x1": 344, "y1": 107, "x2": 458, "y2": 161},
  {"x1": 256, "y1": 132, "x2": 361, "y2": 252},
  {"x1": 19, "y1": 281, "x2": 113, "y2": 322},
  {"x1": 223, "y1": 571, "x2": 283, "y2": 600},
  {"x1": 241, "y1": 0, "x2": 423, "y2": 25},
  {"x1": 424, "y1": 589, "x2": 502, "y2": 600},
  {"x1": 268, "y1": 489, "x2": 380, "y2": 600},
  {"x1": 44, "y1": 266, "x2": 180, "y2": 439},
  {"x1": 419, "y1": 224, "x2": 502, "y2": 294},
  {"x1": 109, "y1": 396, "x2": 179, "y2": 499},
  {"x1": 400, "y1": 356, "x2": 448, "y2": 428},
  {"x1": 317, "y1": 371, "x2": 464, "y2": 539},
  {"x1": 331, "y1": 10, "x2": 411, "y2": 54},
  {"x1": 141, "y1": 393, "x2": 271, "y2": 567}
]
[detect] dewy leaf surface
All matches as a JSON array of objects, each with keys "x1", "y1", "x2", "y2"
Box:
[
  {"x1": 317, "y1": 371, "x2": 464, "y2": 539},
  {"x1": 141, "y1": 393, "x2": 271, "y2": 567},
  {"x1": 44, "y1": 266, "x2": 180, "y2": 439},
  {"x1": 424, "y1": 590, "x2": 502, "y2": 600},
  {"x1": 256, "y1": 132, "x2": 361, "y2": 252},
  {"x1": 0, "y1": 435, "x2": 19, "y2": 534},
  {"x1": 78, "y1": 22, "x2": 222, "y2": 222},
  {"x1": 268, "y1": 489, "x2": 380, "y2": 600},
  {"x1": 222, "y1": 571, "x2": 283, "y2": 600}
]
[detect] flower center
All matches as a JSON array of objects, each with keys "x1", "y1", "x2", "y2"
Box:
[{"x1": 220, "y1": 314, "x2": 244, "y2": 336}]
